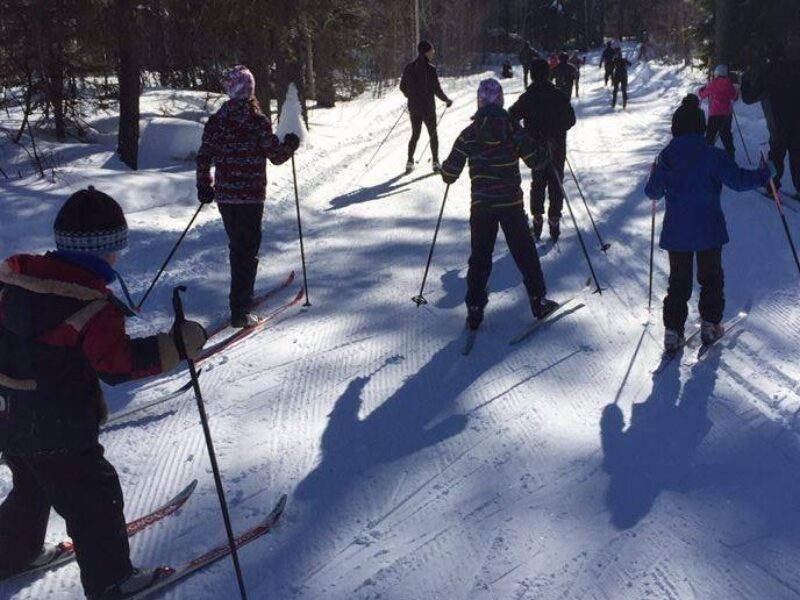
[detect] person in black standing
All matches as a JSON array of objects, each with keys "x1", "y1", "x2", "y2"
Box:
[
  {"x1": 519, "y1": 42, "x2": 535, "y2": 88},
  {"x1": 601, "y1": 41, "x2": 615, "y2": 86},
  {"x1": 400, "y1": 40, "x2": 453, "y2": 174},
  {"x1": 612, "y1": 48, "x2": 632, "y2": 109},
  {"x1": 551, "y1": 52, "x2": 578, "y2": 99},
  {"x1": 742, "y1": 42, "x2": 800, "y2": 197},
  {"x1": 509, "y1": 59, "x2": 576, "y2": 243}
]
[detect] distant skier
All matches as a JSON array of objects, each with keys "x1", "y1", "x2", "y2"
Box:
[
  {"x1": 568, "y1": 51, "x2": 586, "y2": 97},
  {"x1": 698, "y1": 64, "x2": 739, "y2": 156},
  {"x1": 519, "y1": 42, "x2": 535, "y2": 88},
  {"x1": 551, "y1": 52, "x2": 578, "y2": 99},
  {"x1": 611, "y1": 48, "x2": 632, "y2": 109},
  {"x1": 0, "y1": 187, "x2": 208, "y2": 598},
  {"x1": 501, "y1": 59, "x2": 514, "y2": 79},
  {"x1": 547, "y1": 53, "x2": 560, "y2": 76},
  {"x1": 197, "y1": 65, "x2": 300, "y2": 329},
  {"x1": 600, "y1": 41, "x2": 615, "y2": 86},
  {"x1": 441, "y1": 78, "x2": 558, "y2": 331},
  {"x1": 400, "y1": 40, "x2": 453, "y2": 174},
  {"x1": 509, "y1": 58, "x2": 576, "y2": 242},
  {"x1": 645, "y1": 94, "x2": 773, "y2": 352},
  {"x1": 741, "y1": 42, "x2": 800, "y2": 197},
  {"x1": 637, "y1": 38, "x2": 656, "y2": 62}
]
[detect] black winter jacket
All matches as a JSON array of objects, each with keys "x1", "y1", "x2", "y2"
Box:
[
  {"x1": 508, "y1": 81, "x2": 576, "y2": 146},
  {"x1": 400, "y1": 55, "x2": 450, "y2": 114},
  {"x1": 551, "y1": 62, "x2": 577, "y2": 96},
  {"x1": 741, "y1": 59, "x2": 800, "y2": 139},
  {"x1": 441, "y1": 104, "x2": 548, "y2": 210}
]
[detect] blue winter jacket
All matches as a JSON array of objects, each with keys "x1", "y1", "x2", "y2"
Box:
[{"x1": 645, "y1": 134, "x2": 768, "y2": 252}]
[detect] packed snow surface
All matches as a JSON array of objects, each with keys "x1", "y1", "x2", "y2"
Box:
[{"x1": 2, "y1": 47, "x2": 800, "y2": 599}]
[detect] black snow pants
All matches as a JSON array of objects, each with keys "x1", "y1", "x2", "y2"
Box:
[
  {"x1": 663, "y1": 248, "x2": 724, "y2": 334},
  {"x1": 466, "y1": 205, "x2": 547, "y2": 308},
  {"x1": 603, "y1": 62, "x2": 613, "y2": 86},
  {"x1": 769, "y1": 133, "x2": 800, "y2": 192},
  {"x1": 219, "y1": 202, "x2": 264, "y2": 318},
  {"x1": 531, "y1": 140, "x2": 566, "y2": 220},
  {"x1": 0, "y1": 445, "x2": 132, "y2": 597},
  {"x1": 706, "y1": 115, "x2": 735, "y2": 156},
  {"x1": 408, "y1": 107, "x2": 439, "y2": 163},
  {"x1": 612, "y1": 76, "x2": 628, "y2": 108}
]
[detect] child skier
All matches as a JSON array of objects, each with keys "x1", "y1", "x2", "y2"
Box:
[
  {"x1": 441, "y1": 78, "x2": 559, "y2": 330},
  {"x1": 699, "y1": 64, "x2": 740, "y2": 156},
  {"x1": 645, "y1": 95, "x2": 773, "y2": 352},
  {"x1": 0, "y1": 187, "x2": 208, "y2": 598},
  {"x1": 197, "y1": 65, "x2": 300, "y2": 328},
  {"x1": 611, "y1": 48, "x2": 632, "y2": 109}
]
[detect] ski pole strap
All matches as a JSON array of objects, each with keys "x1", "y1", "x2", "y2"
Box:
[{"x1": 113, "y1": 269, "x2": 138, "y2": 314}]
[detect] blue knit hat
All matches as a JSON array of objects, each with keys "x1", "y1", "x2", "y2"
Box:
[{"x1": 54, "y1": 186, "x2": 128, "y2": 255}]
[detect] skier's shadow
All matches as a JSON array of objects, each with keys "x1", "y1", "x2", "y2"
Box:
[
  {"x1": 326, "y1": 172, "x2": 437, "y2": 211},
  {"x1": 600, "y1": 349, "x2": 720, "y2": 529}
]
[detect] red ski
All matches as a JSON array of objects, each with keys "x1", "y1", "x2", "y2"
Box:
[
  {"x1": 0, "y1": 480, "x2": 197, "y2": 582},
  {"x1": 127, "y1": 494, "x2": 287, "y2": 599}
]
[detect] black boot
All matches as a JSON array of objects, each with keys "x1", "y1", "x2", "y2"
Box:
[
  {"x1": 530, "y1": 296, "x2": 559, "y2": 320},
  {"x1": 548, "y1": 216, "x2": 561, "y2": 243}
]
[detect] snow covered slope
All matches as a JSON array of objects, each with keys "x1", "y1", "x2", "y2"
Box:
[{"x1": 2, "y1": 49, "x2": 800, "y2": 600}]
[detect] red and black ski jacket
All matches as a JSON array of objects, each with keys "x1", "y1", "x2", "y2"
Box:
[
  {"x1": 197, "y1": 99, "x2": 294, "y2": 204},
  {"x1": 0, "y1": 253, "x2": 180, "y2": 455}
]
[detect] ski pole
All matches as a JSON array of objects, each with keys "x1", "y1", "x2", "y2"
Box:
[
  {"x1": 761, "y1": 150, "x2": 800, "y2": 278},
  {"x1": 364, "y1": 105, "x2": 407, "y2": 170},
  {"x1": 416, "y1": 105, "x2": 449, "y2": 164},
  {"x1": 136, "y1": 204, "x2": 203, "y2": 311},
  {"x1": 172, "y1": 287, "x2": 248, "y2": 600},
  {"x1": 648, "y1": 197, "x2": 656, "y2": 311},
  {"x1": 565, "y1": 156, "x2": 611, "y2": 252},
  {"x1": 552, "y1": 164, "x2": 604, "y2": 294},
  {"x1": 291, "y1": 155, "x2": 312, "y2": 307},
  {"x1": 733, "y1": 108, "x2": 753, "y2": 165},
  {"x1": 412, "y1": 184, "x2": 450, "y2": 306}
]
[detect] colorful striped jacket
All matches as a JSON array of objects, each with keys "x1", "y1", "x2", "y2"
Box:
[
  {"x1": 197, "y1": 99, "x2": 293, "y2": 204},
  {"x1": 441, "y1": 104, "x2": 547, "y2": 210}
]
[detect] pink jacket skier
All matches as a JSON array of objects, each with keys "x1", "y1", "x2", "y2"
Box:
[{"x1": 698, "y1": 69, "x2": 739, "y2": 117}]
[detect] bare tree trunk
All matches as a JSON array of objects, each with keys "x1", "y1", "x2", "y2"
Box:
[
  {"x1": 117, "y1": 0, "x2": 140, "y2": 170},
  {"x1": 305, "y1": 22, "x2": 316, "y2": 101},
  {"x1": 714, "y1": 0, "x2": 730, "y2": 64}
]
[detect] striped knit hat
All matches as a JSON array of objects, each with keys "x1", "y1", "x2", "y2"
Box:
[
  {"x1": 224, "y1": 65, "x2": 255, "y2": 100},
  {"x1": 477, "y1": 78, "x2": 504, "y2": 108},
  {"x1": 54, "y1": 187, "x2": 128, "y2": 255}
]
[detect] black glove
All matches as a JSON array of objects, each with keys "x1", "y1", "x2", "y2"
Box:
[
  {"x1": 284, "y1": 133, "x2": 300, "y2": 152},
  {"x1": 197, "y1": 184, "x2": 215, "y2": 204},
  {"x1": 445, "y1": 98, "x2": 453, "y2": 108}
]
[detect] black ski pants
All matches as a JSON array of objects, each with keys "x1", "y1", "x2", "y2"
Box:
[
  {"x1": 603, "y1": 63, "x2": 613, "y2": 86},
  {"x1": 0, "y1": 445, "x2": 132, "y2": 596},
  {"x1": 612, "y1": 76, "x2": 628, "y2": 108},
  {"x1": 219, "y1": 202, "x2": 264, "y2": 318},
  {"x1": 466, "y1": 205, "x2": 547, "y2": 308},
  {"x1": 768, "y1": 133, "x2": 800, "y2": 192},
  {"x1": 407, "y1": 107, "x2": 439, "y2": 163},
  {"x1": 531, "y1": 142, "x2": 566, "y2": 220},
  {"x1": 663, "y1": 248, "x2": 724, "y2": 334},
  {"x1": 706, "y1": 115, "x2": 735, "y2": 156}
]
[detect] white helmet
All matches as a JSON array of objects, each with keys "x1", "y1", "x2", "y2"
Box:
[{"x1": 714, "y1": 64, "x2": 729, "y2": 78}]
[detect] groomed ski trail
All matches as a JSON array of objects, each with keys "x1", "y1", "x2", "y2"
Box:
[{"x1": 3, "y1": 47, "x2": 800, "y2": 600}]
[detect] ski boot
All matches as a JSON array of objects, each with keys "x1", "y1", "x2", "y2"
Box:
[
  {"x1": 231, "y1": 313, "x2": 259, "y2": 329},
  {"x1": 0, "y1": 543, "x2": 64, "y2": 580},
  {"x1": 531, "y1": 215, "x2": 544, "y2": 241},
  {"x1": 548, "y1": 216, "x2": 561, "y2": 243},
  {"x1": 405, "y1": 160, "x2": 414, "y2": 175},
  {"x1": 664, "y1": 328, "x2": 684, "y2": 353},
  {"x1": 432, "y1": 161, "x2": 442, "y2": 174},
  {"x1": 530, "y1": 295, "x2": 559, "y2": 320},
  {"x1": 466, "y1": 305, "x2": 484, "y2": 331},
  {"x1": 90, "y1": 567, "x2": 167, "y2": 600},
  {"x1": 700, "y1": 321, "x2": 724, "y2": 346}
]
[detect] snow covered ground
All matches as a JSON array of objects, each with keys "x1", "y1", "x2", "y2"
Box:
[{"x1": 3, "y1": 47, "x2": 800, "y2": 599}]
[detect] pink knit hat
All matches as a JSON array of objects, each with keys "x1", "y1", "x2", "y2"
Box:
[
  {"x1": 224, "y1": 65, "x2": 255, "y2": 100},
  {"x1": 477, "y1": 78, "x2": 504, "y2": 108}
]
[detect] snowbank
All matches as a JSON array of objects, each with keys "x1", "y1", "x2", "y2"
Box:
[{"x1": 138, "y1": 117, "x2": 204, "y2": 169}]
